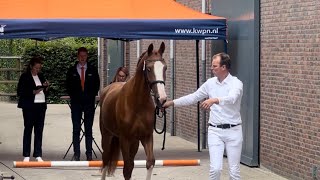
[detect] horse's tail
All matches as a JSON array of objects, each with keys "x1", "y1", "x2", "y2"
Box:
[{"x1": 102, "y1": 136, "x2": 120, "y2": 176}]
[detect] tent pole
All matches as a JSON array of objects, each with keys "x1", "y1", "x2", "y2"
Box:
[
  {"x1": 97, "y1": 38, "x2": 100, "y2": 92},
  {"x1": 201, "y1": 0, "x2": 207, "y2": 150},
  {"x1": 170, "y1": 40, "x2": 176, "y2": 136},
  {"x1": 97, "y1": 38, "x2": 101, "y2": 82},
  {"x1": 196, "y1": 40, "x2": 200, "y2": 152},
  {"x1": 201, "y1": 40, "x2": 207, "y2": 150},
  {"x1": 97, "y1": 38, "x2": 105, "y2": 93},
  {"x1": 137, "y1": 40, "x2": 141, "y2": 59},
  {"x1": 224, "y1": 40, "x2": 228, "y2": 53},
  {"x1": 201, "y1": 40, "x2": 207, "y2": 149}
]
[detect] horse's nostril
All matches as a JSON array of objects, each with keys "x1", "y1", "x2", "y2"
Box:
[
  {"x1": 162, "y1": 99, "x2": 167, "y2": 105},
  {"x1": 159, "y1": 97, "x2": 166, "y2": 104}
]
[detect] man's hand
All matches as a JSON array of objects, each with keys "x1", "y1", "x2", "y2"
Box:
[
  {"x1": 162, "y1": 100, "x2": 174, "y2": 108},
  {"x1": 200, "y1": 98, "x2": 219, "y2": 110}
]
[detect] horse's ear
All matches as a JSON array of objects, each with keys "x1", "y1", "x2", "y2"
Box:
[
  {"x1": 158, "y1": 42, "x2": 165, "y2": 56},
  {"x1": 147, "y1": 43, "x2": 154, "y2": 56}
]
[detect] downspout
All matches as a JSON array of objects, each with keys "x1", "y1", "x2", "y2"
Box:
[
  {"x1": 137, "y1": 40, "x2": 141, "y2": 59},
  {"x1": 170, "y1": 40, "x2": 176, "y2": 136},
  {"x1": 196, "y1": 40, "x2": 200, "y2": 152},
  {"x1": 97, "y1": 38, "x2": 102, "y2": 93},
  {"x1": 201, "y1": 0, "x2": 207, "y2": 149},
  {"x1": 98, "y1": 38, "x2": 101, "y2": 69}
]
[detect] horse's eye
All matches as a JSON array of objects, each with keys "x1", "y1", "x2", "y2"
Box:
[{"x1": 147, "y1": 68, "x2": 151, "y2": 72}]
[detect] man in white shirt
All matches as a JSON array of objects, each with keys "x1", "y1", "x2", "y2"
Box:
[{"x1": 163, "y1": 52, "x2": 243, "y2": 180}]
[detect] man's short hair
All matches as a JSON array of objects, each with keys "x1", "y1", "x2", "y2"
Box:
[
  {"x1": 213, "y1": 52, "x2": 231, "y2": 70},
  {"x1": 77, "y1": 47, "x2": 88, "y2": 55}
]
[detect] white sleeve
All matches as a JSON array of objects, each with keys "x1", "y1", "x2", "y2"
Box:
[
  {"x1": 218, "y1": 80, "x2": 243, "y2": 105},
  {"x1": 173, "y1": 82, "x2": 209, "y2": 107}
]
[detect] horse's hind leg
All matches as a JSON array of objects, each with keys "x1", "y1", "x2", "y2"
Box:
[
  {"x1": 101, "y1": 167, "x2": 107, "y2": 180},
  {"x1": 101, "y1": 134, "x2": 120, "y2": 179},
  {"x1": 101, "y1": 134, "x2": 112, "y2": 180},
  {"x1": 141, "y1": 135, "x2": 155, "y2": 180},
  {"x1": 121, "y1": 138, "x2": 139, "y2": 180}
]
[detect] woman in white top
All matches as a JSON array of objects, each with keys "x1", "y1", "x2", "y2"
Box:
[{"x1": 17, "y1": 56, "x2": 49, "y2": 162}]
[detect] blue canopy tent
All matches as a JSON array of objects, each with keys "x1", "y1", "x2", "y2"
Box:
[
  {"x1": 0, "y1": 0, "x2": 226, "y2": 40},
  {"x1": 0, "y1": 0, "x2": 227, "y2": 151}
]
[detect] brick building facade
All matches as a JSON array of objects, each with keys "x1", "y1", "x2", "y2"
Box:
[
  {"x1": 260, "y1": 0, "x2": 320, "y2": 179},
  {"x1": 101, "y1": 0, "x2": 319, "y2": 179}
]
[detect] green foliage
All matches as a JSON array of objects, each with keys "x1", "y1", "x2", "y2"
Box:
[
  {"x1": 22, "y1": 42, "x2": 98, "y2": 103},
  {"x1": 0, "y1": 38, "x2": 98, "y2": 103},
  {"x1": 37, "y1": 37, "x2": 97, "y2": 47},
  {"x1": 0, "y1": 39, "x2": 35, "y2": 55},
  {"x1": 74, "y1": 37, "x2": 98, "y2": 46}
]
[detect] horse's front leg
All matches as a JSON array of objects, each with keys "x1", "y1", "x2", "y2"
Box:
[
  {"x1": 141, "y1": 134, "x2": 155, "y2": 180},
  {"x1": 120, "y1": 137, "x2": 139, "y2": 180}
]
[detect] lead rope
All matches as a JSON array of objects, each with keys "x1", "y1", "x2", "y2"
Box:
[{"x1": 154, "y1": 106, "x2": 166, "y2": 150}]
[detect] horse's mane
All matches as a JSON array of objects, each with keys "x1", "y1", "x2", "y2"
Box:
[{"x1": 136, "y1": 51, "x2": 147, "y2": 68}]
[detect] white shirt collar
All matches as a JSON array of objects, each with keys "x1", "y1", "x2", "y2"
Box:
[
  {"x1": 215, "y1": 73, "x2": 232, "y2": 84},
  {"x1": 77, "y1": 62, "x2": 87, "y2": 69}
]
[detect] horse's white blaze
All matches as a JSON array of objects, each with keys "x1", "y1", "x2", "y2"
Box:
[
  {"x1": 146, "y1": 165, "x2": 154, "y2": 180},
  {"x1": 157, "y1": 83, "x2": 166, "y2": 103},
  {"x1": 154, "y1": 61, "x2": 167, "y2": 103}
]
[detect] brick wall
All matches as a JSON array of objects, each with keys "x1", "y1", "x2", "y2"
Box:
[{"x1": 260, "y1": 0, "x2": 320, "y2": 179}]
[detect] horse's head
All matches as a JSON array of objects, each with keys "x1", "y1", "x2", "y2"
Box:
[{"x1": 140, "y1": 42, "x2": 167, "y2": 107}]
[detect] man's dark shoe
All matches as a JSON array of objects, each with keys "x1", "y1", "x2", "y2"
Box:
[
  {"x1": 73, "y1": 155, "x2": 80, "y2": 161},
  {"x1": 86, "y1": 154, "x2": 92, "y2": 161}
]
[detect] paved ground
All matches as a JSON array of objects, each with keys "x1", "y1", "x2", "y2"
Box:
[{"x1": 0, "y1": 103, "x2": 287, "y2": 180}]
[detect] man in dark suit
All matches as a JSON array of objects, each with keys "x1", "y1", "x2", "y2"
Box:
[{"x1": 66, "y1": 47, "x2": 100, "y2": 161}]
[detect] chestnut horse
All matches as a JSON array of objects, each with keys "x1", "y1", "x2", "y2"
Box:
[{"x1": 100, "y1": 42, "x2": 167, "y2": 180}]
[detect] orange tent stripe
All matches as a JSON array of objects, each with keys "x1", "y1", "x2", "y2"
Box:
[{"x1": 0, "y1": 0, "x2": 225, "y2": 19}]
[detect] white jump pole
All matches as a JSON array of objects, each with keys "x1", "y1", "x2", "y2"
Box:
[{"x1": 13, "y1": 159, "x2": 200, "y2": 168}]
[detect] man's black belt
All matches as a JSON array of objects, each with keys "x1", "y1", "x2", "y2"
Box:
[{"x1": 209, "y1": 123, "x2": 240, "y2": 129}]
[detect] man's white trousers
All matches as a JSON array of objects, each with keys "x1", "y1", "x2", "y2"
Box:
[{"x1": 208, "y1": 125, "x2": 243, "y2": 180}]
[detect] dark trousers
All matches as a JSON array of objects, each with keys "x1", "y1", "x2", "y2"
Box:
[
  {"x1": 71, "y1": 102, "x2": 95, "y2": 157},
  {"x1": 22, "y1": 103, "x2": 46, "y2": 157}
]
